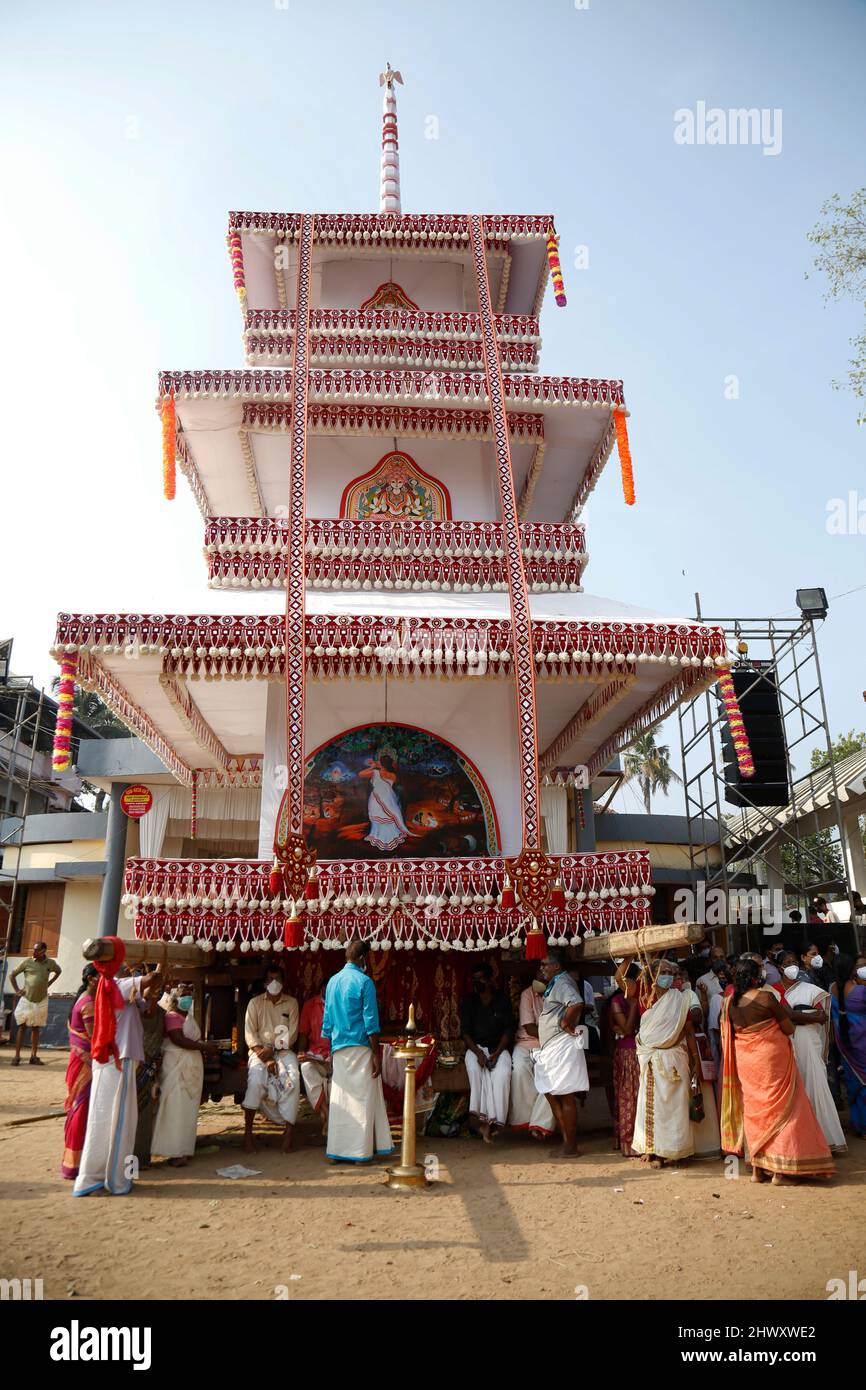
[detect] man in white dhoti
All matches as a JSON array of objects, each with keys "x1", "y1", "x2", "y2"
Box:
[
  {"x1": 10, "y1": 941, "x2": 61, "y2": 1066},
  {"x1": 73, "y1": 953, "x2": 163, "y2": 1197},
  {"x1": 533, "y1": 953, "x2": 588, "y2": 1157},
  {"x1": 242, "y1": 965, "x2": 300, "y2": 1154},
  {"x1": 633, "y1": 959, "x2": 700, "y2": 1167},
  {"x1": 322, "y1": 939, "x2": 393, "y2": 1163},
  {"x1": 461, "y1": 962, "x2": 514, "y2": 1143},
  {"x1": 298, "y1": 986, "x2": 331, "y2": 1136},
  {"x1": 508, "y1": 966, "x2": 555, "y2": 1138}
]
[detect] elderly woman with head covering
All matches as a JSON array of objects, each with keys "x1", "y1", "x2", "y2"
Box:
[
  {"x1": 632, "y1": 959, "x2": 702, "y2": 1168},
  {"x1": 151, "y1": 985, "x2": 215, "y2": 1167}
]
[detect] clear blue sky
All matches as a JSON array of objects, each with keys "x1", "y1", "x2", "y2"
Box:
[{"x1": 1, "y1": 0, "x2": 864, "y2": 805}]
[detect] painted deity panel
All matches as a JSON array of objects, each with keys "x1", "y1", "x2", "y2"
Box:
[
  {"x1": 303, "y1": 723, "x2": 497, "y2": 859},
  {"x1": 340, "y1": 449, "x2": 450, "y2": 522}
]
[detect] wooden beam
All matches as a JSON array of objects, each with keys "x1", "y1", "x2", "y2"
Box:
[
  {"x1": 83, "y1": 937, "x2": 213, "y2": 970},
  {"x1": 570, "y1": 921, "x2": 705, "y2": 963}
]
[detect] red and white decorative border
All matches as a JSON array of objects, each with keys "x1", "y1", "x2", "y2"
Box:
[
  {"x1": 246, "y1": 333, "x2": 538, "y2": 373},
  {"x1": 205, "y1": 517, "x2": 589, "y2": 593},
  {"x1": 244, "y1": 307, "x2": 540, "y2": 342},
  {"x1": 470, "y1": 214, "x2": 541, "y2": 848},
  {"x1": 229, "y1": 210, "x2": 555, "y2": 245},
  {"x1": 159, "y1": 368, "x2": 624, "y2": 409},
  {"x1": 246, "y1": 400, "x2": 545, "y2": 442},
  {"x1": 123, "y1": 848, "x2": 653, "y2": 947},
  {"x1": 284, "y1": 214, "x2": 314, "y2": 837}
]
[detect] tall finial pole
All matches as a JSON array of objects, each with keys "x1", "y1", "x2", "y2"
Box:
[{"x1": 378, "y1": 62, "x2": 403, "y2": 215}]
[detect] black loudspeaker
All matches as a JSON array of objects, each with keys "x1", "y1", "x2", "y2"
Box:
[{"x1": 719, "y1": 666, "x2": 790, "y2": 808}]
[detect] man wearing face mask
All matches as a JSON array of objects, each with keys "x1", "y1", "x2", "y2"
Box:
[
  {"x1": 533, "y1": 952, "x2": 588, "y2": 1157},
  {"x1": 763, "y1": 942, "x2": 785, "y2": 986},
  {"x1": 507, "y1": 965, "x2": 555, "y2": 1139},
  {"x1": 242, "y1": 965, "x2": 300, "y2": 1154}
]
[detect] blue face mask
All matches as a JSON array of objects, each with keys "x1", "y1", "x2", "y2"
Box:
[
  {"x1": 178, "y1": 995, "x2": 193, "y2": 1012},
  {"x1": 656, "y1": 974, "x2": 674, "y2": 991}
]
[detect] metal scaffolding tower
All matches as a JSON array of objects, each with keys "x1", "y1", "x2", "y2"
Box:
[{"x1": 677, "y1": 604, "x2": 859, "y2": 954}]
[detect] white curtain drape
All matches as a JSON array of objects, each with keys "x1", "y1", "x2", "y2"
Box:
[
  {"x1": 139, "y1": 786, "x2": 172, "y2": 859},
  {"x1": 541, "y1": 784, "x2": 569, "y2": 855},
  {"x1": 259, "y1": 683, "x2": 287, "y2": 859}
]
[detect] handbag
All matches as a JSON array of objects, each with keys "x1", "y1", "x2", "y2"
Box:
[{"x1": 688, "y1": 1080, "x2": 705, "y2": 1123}]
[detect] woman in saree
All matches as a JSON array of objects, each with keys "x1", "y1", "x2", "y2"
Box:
[
  {"x1": 778, "y1": 951, "x2": 846, "y2": 1154},
  {"x1": 359, "y1": 753, "x2": 414, "y2": 853},
  {"x1": 61, "y1": 965, "x2": 98, "y2": 1180},
  {"x1": 831, "y1": 953, "x2": 866, "y2": 1138},
  {"x1": 633, "y1": 959, "x2": 701, "y2": 1168},
  {"x1": 720, "y1": 956, "x2": 834, "y2": 1184},
  {"x1": 151, "y1": 987, "x2": 213, "y2": 1166},
  {"x1": 609, "y1": 963, "x2": 642, "y2": 1157}
]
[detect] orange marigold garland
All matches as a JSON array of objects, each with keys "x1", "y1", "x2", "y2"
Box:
[
  {"x1": 52, "y1": 653, "x2": 77, "y2": 773},
  {"x1": 717, "y1": 668, "x2": 755, "y2": 778},
  {"x1": 227, "y1": 231, "x2": 246, "y2": 307},
  {"x1": 161, "y1": 393, "x2": 176, "y2": 500},
  {"x1": 546, "y1": 231, "x2": 567, "y2": 307},
  {"x1": 613, "y1": 408, "x2": 635, "y2": 506}
]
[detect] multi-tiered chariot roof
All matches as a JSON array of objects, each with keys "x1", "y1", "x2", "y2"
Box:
[{"x1": 51, "y1": 68, "x2": 731, "y2": 952}]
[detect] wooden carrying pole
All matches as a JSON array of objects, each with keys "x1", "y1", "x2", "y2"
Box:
[
  {"x1": 569, "y1": 921, "x2": 705, "y2": 963},
  {"x1": 82, "y1": 937, "x2": 211, "y2": 970}
]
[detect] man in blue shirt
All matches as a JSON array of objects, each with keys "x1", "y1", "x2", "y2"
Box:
[{"x1": 322, "y1": 939, "x2": 394, "y2": 1163}]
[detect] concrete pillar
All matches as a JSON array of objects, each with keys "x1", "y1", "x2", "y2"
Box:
[{"x1": 97, "y1": 782, "x2": 130, "y2": 937}]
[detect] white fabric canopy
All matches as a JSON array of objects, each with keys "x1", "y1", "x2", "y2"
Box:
[
  {"x1": 541, "y1": 784, "x2": 569, "y2": 855},
  {"x1": 139, "y1": 786, "x2": 172, "y2": 859}
]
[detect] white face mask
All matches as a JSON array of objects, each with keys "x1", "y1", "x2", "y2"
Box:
[
  {"x1": 783, "y1": 965, "x2": 799, "y2": 981},
  {"x1": 810, "y1": 955, "x2": 824, "y2": 971},
  {"x1": 266, "y1": 979, "x2": 282, "y2": 997},
  {"x1": 856, "y1": 967, "x2": 866, "y2": 982}
]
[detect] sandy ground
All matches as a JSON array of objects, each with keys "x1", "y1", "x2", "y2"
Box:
[{"x1": 1, "y1": 1048, "x2": 864, "y2": 1302}]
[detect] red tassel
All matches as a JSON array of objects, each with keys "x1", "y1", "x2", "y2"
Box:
[
  {"x1": 304, "y1": 867, "x2": 319, "y2": 901},
  {"x1": 551, "y1": 880, "x2": 565, "y2": 910},
  {"x1": 499, "y1": 877, "x2": 515, "y2": 911},
  {"x1": 268, "y1": 860, "x2": 283, "y2": 897},
  {"x1": 283, "y1": 911, "x2": 304, "y2": 950},
  {"x1": 525, "y1": 925, "x2": 546, "y2": 961}
]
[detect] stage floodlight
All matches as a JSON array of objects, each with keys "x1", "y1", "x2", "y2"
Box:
[{"x1": 795, "y1": 588, "x2": 829, "y2": 620}]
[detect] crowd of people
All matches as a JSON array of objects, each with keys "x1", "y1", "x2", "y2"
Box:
[{"x1": 11, "y1": 926, "x2": 859, "y2": 1193}]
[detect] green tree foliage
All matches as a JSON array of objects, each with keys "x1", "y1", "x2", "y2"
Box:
[
  {"x1": 622, "y1": 732, "x2": 681, "y2": 814},
  {"x1": 807, "y1": 189, "x2": 866, "y2": 424}
]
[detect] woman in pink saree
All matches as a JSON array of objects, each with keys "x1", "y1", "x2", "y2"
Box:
[
  {"x1": 720, "y1": 956, "x2": 834, "y2": 1185},
  {"x1": 61, "y1": 966, "x2": 98, "y2": 1179}
]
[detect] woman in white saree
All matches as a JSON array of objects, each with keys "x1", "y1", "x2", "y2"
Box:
[
  {"x1": 359, "y1": 754, "x2": 412, "y2": 852},
  {"x1": 152, "y1": 988, "x2": 213, "y2": 1166},
  {"x1": 779, "y1": 952, "x2": 847, "y2": 1154},
  {"x1": 633, "y1": 961, "x2": 701, "y2": 1167}
]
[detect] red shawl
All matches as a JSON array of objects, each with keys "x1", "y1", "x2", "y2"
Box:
[{"x1": 91, "y1": 937, "x2": 127, "y2": 1066}]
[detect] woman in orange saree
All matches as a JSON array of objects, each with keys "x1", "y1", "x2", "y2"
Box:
[
  {"x1": 61, "y1": 966, "x2": 98, "y2": 1179},
  {"x1": 720, "y1": 956, "x2": 834, "y2": 1185}
]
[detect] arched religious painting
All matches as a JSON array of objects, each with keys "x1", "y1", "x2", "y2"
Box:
[
  {"x1": 359, "y1": 280, "x2": 419, "y2": 313},
  {"x1": 340, "y1": 449, "x2": 451, "y2": 522},
  {"x1": 303, "y1": 723, "x2": 499, "y2": 859}
]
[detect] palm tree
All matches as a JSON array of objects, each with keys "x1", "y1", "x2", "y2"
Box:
[{"x1": 622, "y1": 732, "x2": 682, "y2": 814}]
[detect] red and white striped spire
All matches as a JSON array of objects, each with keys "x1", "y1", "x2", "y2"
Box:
[{"x1": 378, "y1": 62, "x2": 403, "y2": 214}]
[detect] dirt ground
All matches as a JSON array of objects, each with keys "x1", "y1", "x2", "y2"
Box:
[{"x1": 1, "y1": 1048, "x2": 864, "y2": 1302}]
